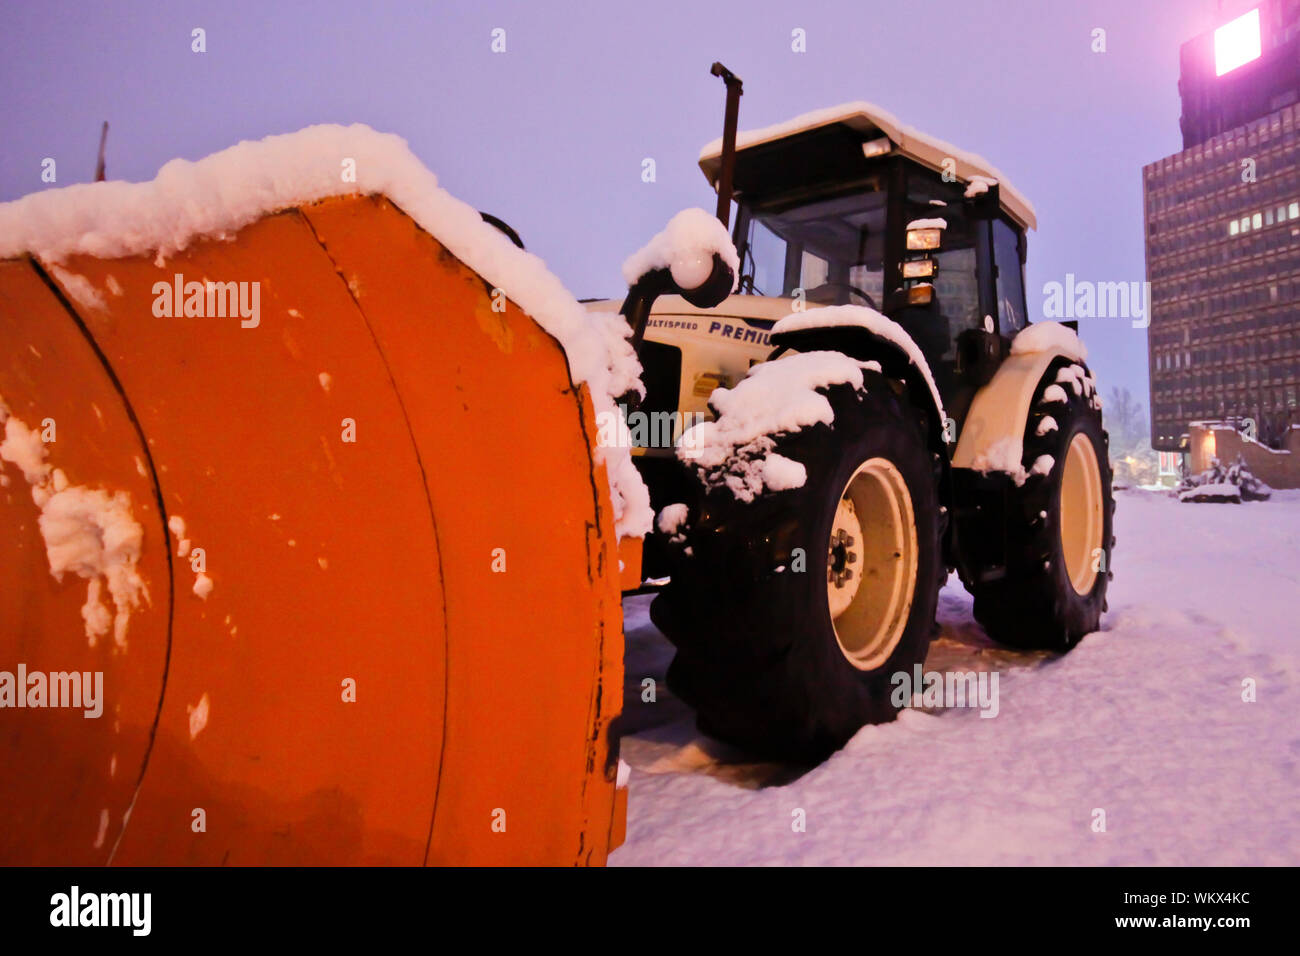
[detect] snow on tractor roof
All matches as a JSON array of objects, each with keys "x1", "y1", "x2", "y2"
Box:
[
  {"x1": 699, "y1": 101, "x2": 1037, "y2": 232},
  {"x1": 0, "y1": 123, "x2": 653, "y2": 538}
]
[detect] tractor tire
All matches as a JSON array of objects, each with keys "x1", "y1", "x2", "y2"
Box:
[
  {"x1": 971, "y1": 361, "x2": 1114, "y2": 651},
  {"x1": 650, "y1": 373, "x2": 942, "y2": 763}
]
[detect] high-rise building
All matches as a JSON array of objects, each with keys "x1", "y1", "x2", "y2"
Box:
[{"x1": 1144, "y1": 0, "x2": 1300, "y2": 454}]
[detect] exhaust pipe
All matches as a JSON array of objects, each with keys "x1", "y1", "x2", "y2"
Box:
[{"x1": 710, "y1": 62, "x2": 743, "y2": 229}]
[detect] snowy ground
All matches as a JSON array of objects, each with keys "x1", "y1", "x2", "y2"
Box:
[{"x1": 612, "y1": 488, "x2": 1300, "y2": 865}]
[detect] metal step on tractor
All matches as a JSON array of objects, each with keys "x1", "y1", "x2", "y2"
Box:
[{"x1": 596, "y1": 66, "x2": 1115, "y2": 763}]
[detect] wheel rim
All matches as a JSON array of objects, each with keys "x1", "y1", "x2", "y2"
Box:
[
  {"x1": 827, "y1": 458, "x2": 919, "y2": 671},
  {"x1": 1060, "y1": 431, "x2": 1104, "y2": 596}
]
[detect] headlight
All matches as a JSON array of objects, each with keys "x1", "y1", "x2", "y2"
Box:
[
  {"x1": 906, "y1": 228, "x2": 942, "y2": 251},
  {"x1": 906, "y1": 284, "x2": 934, "y2": 306}
]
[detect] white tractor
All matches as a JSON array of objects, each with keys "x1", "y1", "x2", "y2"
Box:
[{"x1": 598, "y1": 66, "x2": 1114, "y2": 762}]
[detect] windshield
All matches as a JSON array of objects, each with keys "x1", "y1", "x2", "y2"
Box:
[{"x1": 737, "y1": 187, "x2": 887, "y2": 309}]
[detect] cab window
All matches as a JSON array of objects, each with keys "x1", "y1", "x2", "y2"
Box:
[
  {"x1": 738, "y1": 186, "x2": 888, "y2": 308},
  {"x1": 993, "y1": 218, "x2": 1028, "y2": 334}
]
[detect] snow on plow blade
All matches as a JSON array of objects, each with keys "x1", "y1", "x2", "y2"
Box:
[{"x1": 0, "y1": 194, "x2": 625, "y2": 865}]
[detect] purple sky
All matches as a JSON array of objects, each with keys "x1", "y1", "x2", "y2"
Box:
[{"x1": 0, "y1": 0, "x2": 1233, "y2": 403}]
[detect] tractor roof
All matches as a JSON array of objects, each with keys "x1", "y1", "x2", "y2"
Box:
[{"x1": 699, "y1": 101, "x2": 1036, "y2": 232}]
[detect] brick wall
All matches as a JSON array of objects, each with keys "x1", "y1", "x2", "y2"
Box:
[{"x1": 1188, "y1": 423, "x2": 1300, "y2": 487}]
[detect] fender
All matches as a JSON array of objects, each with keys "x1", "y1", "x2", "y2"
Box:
[
  {"x1": 769, "y1": 322, "x2": 947, "y2": 455},
  {"x1": 952, "y1": 348, "x2": 1085, "y2": 469}
]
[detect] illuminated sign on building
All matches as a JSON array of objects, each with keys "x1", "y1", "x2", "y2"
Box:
[{"x1": 1215, "y1": 8, "x2": 1263, "y2": 76}]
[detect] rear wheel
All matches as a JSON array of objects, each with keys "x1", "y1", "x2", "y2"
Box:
[
  {"x1": 970, "y1": 362, "x2": 1114, "y2": 651},
  {"x1": 651, "y1": 374, "x2": 942, "y2": 762}
]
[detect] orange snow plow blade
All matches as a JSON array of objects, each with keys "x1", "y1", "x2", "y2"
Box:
[{"x1": 0, "y1": 195, "x2": 625, "y2": 865}]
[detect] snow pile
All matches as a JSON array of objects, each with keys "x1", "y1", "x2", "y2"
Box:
[
  {"x1": 656, "y1": 503, "x2": 689, "y2": 536},
  {"x1": 50, "y1": 264, "x2": 110, "y2": 312},
  {"x1": 167, "y1": 514, "x2": 213, "y2": 597},
  {"x1": 1011, "y1": 321, "x2": 1088, "y2": 363},
  {"x1": 0, "y1": 413, "x2": 48, "y2": 485},
  {"x1": 0, "y1": 124, "x2": 652, "y2": 538},
  {"x1": 677, "y1": 352, "x2": 866, "y2": 502},
  {"x1": 1041, "y1": 383, "x2": 1069, "y2": 404},
  {"x1": 1055, "y1": 362, "x2": 1101, "y2": 411},
  {"x1": 1178, "y1": 456, "x2": 1272, "y2": 503},
  {"x1": 971, "y1": 435, "x2": 1034, "y2": 486},
  {"x1": 773, "y1": 305, "x2": 943, "y2": 416},
  {"x1": 621, "y1": 208, "x2": 739, "y2": 291},
  {"x1": 964, "y1": 175, "x2": 997, "y2": 198},
  {"x1": 1028, "y1": 454, "x2": 1054, "y2": 477},
  {"x1": 905, "y1": 217, "x2": 947, "y2": 230},
  {"x1": 1179, "y1": 482, "x2": 1241, "y2": 503},
  {"x1": 656, "y1": 503, "x2": 690, "y2": 543},
  {"x1": 0, "y1": 396, "x2": 148, "y2": 647}
]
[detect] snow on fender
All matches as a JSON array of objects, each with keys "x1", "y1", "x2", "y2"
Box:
[
  {"x1": 772, "y1": 305, "x2": 945, "y2": 419},
  {"x1": 1010, "y1": 320, "x2": 1088, "y2": 363},
  {"x1": 676, "y1": 351, "x2": 867, "y2": 502}
]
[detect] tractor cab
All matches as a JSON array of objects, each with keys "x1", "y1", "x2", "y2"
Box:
[{"x1": 702, "y1": 102, "x2": 1037, "y2": 429}]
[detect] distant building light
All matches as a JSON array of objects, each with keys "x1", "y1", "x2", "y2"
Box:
[
  {"x1": 1230, "y1": 219, "x2": 1240, "y2": 235},
  {"x1": 1215, "y1": 8, "x2": 1262, "y2": 77},
  {"x1": 1253, "y1": 211, "x2": 1263, "y2": 229}
]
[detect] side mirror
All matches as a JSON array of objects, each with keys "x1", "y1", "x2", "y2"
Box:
[
  {"x1": 619, "y1": 252, "x2": 735, "y2": 360},
  {"x1": 678, "y1": 253, "x2": 734, "y2": 309}
]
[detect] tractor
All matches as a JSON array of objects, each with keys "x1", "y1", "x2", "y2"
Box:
[{"x1": 597, "y1": 68, "x2": 1115, "y2": 762}]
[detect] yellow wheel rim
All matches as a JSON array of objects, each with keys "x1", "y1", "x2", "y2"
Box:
[
  {"x1": 827, "y1": 458, "x2": 919, "y2": 671},
  {"x1": 1060, "y1": 431, "x2": 1104, "y2": 596}
]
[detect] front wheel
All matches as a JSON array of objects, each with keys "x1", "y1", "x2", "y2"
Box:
[
  {"x1": 651, "y1": 374, "x2": 943, "y2": 762},
  {"x1": 970, "y1": 361, "x2": 1114, "y2": 651}
]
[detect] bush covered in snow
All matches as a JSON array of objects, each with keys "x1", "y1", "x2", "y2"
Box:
[{"x1": 1177, "y1": 456, "x2": 1272, "y2": 503}]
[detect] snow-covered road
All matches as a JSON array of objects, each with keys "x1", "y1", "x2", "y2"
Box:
[{"x1": 612, "y1": 488, "x2": 1300, "y2": 865}]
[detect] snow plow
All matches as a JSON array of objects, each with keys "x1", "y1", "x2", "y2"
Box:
[
  {"x1": 606, "y1": 88, "x2": 1115, "y2": 762},
  {"x1": 0, "y1": 128, "x2": 640, "y2": 865}
]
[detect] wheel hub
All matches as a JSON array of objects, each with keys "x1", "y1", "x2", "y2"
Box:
[{"x1": 827, "y1": 525, "x2": 858, "y2": 588}]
